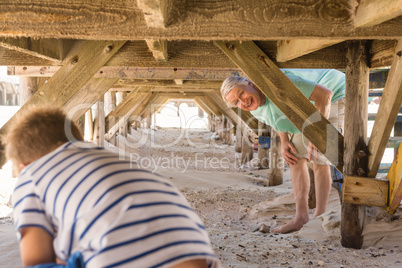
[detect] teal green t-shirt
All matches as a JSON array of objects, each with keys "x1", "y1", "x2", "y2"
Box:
[{"x1": 250, "y1": 69, "x2": 345, "y2": 134}]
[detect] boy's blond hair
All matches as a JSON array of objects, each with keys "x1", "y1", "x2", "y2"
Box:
[{"x1": 3, "y1": 106, "x2": 83, "y2": 167}]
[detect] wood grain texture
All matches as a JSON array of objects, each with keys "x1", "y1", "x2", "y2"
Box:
[
  {"x1": 145, "y1": 39, "x2": 167, "y2": 61},
  {"x1": 355, "y1": 0, "x2": 402, "y2": 28},
  {"x1": 1, "y1": 40, "x2": 351, "y2": 69},
  {"x1": 341, "y1": 40, "x2": 369, "y2": 250},
  {"x1": 64, "y1": 78, "x2": 119, "y2": 122},
  {"x1": 216, "y1": 40, "x2": 344, "y2": 172},
  {"x1": 1, "y1": 0, "x2": 402, "y2": 40},
  {"x1": 0, "y1": 37, "x2": 64, "y2": 62},
  {"x1": 276, "y1": 39, "x2": 344, "y2": 62},
  {"x1": 343, "y1": 176, "x2": 388, "y2": 207},
  {"x1": 386, "y1": 142, "x2": 402, "y2": 214},
  {"x1": 368, "y1": 39, "x2": 402, "y2": 177}
]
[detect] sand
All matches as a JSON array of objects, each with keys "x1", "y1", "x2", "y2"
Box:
[{"x1": 0, "y1": 128, "x2": 401, "y2": 267}]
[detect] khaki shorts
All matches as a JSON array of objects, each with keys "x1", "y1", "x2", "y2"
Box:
[{"x1": 288, "y1": 98, "x2": 345, "y2": 165}]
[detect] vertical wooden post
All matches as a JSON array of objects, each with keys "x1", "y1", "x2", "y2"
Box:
[
  {"x1": 394, "y1": 121, "x2": 402, "y2": 156},
  {"x1": 258, "y1": 121, "x2": 270, "y2": 169},
  {"x1": 94, "y1": 97, "x2": 105, "y2": 147},
  {"x1": 211, "y1": 115, "x2": 216, "y2": 132},
  {"x1": 268, "y1": 129, "x2": 283, "y2": 186},
  {"x1": 85, "y1": 109, "x2": 94, "y2": 141},
  {"x1": 228, "y1": 123, "x2": 235, "y2": 146},
  {"x1": 341, "y1": 41, "x2": 369, "y2": 249},
  {"x1": 198, "y1": 107, "x2": 204, "y2": 118},
  {"x1": 241, "y1": 134, "x2": 254, "y2": 163},
  {"x1": 307, "y1": 165, "x2": 316, "y2": 209},
  {"x1": 19, "y1": 77, "x2": 47, "y2": 105},
  {"x1": 115, "y1": 91, "x2": 126, "y2": 106},
  {"x1": 146, "y1": 113, "x2": 152, "y2": 129},
  {"x1": 235, "y1": 122, "x2": 242, "y2": 153},
  {"x1": 104, "y1": 91, "x2": 116, "y2": 116}
]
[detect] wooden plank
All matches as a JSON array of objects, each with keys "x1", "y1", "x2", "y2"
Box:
[
  {"x1": 196, "y1": 96, "x2": 222, "y2": 118},
  {"x1": 0, "y1": 40, "x2": 350, "y2": 69},
  {"x1": 64, "y1": 78, "x2": 119, "y2": 122},
  {"x1": 105, "y1": 87, "x2": 148, "y2": 131},
  {"x1": 114, "y1": 79, "x2": 223, "y2": 89},
  {"x1": 137, "y1": 0, "x2": 167, "y2": 28},
  {"x1": 387, "y1": 142, "x2": 402, "y2": 214},
  {"x1": 194, "y1": 98, "x2": 213, "y2": 116},
  {"x1": 343, "y1": 176, "x2": 388, "y2": 207},
  {"x1": 1, "y1": 1, "x2": 402, "y2": 40},
  {"x1": 368, "y1": 39, "x2": 402, "y2": 177},
  {"x1": 215, "y1": 40, "x2": 344, "y2": 172},
  {"x1": 145, "y1": 39, "x2": 167, "y2": 61},
  {"x1": 370, "y1": 40, "x2": 398, "y2": 69},
  {"x1": 11, "y1": 66, "x2": 246, "y2": 80},
  {"x1": 276, "y1": 39, "x2": 344, "y2": 62},
  {"x1": 0, "y1": 37, "x2": 64, "y2": 62},
  {"x1": 0, "y1": 40, "x2": 126, "y2": 166},
  {"x1": 107, "y1": 93, "x2": 151, "y2": 139},
  {"x1": 355, "y1": 0, "x2": 402, "y2": 28},
  {"x1": 142, "y1": 94, "x2": 167, "y2": 118}
]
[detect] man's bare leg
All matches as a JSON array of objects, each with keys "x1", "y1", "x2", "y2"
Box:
[
  {"x1": 312, "y1": 164, "x2": 331, "y2": 218},
  {"x1": 272, "y1": 158, "x2": 310, "y2": 233}
]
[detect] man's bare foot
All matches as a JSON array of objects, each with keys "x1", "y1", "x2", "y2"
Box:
[{"x1": 272, "y1": 218, "x2": 309, "y2": 234}]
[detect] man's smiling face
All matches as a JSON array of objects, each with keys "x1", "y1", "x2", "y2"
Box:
[{"x1": 225, "y1": 83, "x2": 265, "y2": 111}]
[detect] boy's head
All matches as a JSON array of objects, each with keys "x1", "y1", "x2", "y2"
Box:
[{"x1": 3, "y1": 106, "x2": 83, "y2": 173}]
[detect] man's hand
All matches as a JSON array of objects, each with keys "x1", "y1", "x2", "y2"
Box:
[
  {"x1": 281, "y1": 140, "x2": 299, "y2": 166},
  {"x1": 308, "y1": 141, "x2": 319, "y2": 161}
]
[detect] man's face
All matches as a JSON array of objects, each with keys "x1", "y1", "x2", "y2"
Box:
[{"x1": 225, "y1": 83, "x2": 264, "y2": 111}]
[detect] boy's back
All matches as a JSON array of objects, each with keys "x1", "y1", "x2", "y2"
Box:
[{"x1": 13, "y1": 141, "x2": 218, "y2": 267}]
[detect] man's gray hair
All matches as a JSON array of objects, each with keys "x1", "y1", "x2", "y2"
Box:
[{"x1": 220, "y1": 76, "x2": 251, "y2": 107}]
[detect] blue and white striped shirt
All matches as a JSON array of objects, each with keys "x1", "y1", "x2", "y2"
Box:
[{"x1": 13, "y1": 142, "x2": 219, "y2": 268}]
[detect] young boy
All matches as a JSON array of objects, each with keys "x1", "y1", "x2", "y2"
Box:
[{"x1": 4, "y1": 106, "x2": 220, "y2": 268}]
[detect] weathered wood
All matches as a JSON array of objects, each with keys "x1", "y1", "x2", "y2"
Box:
[
  {"x1": 341, "y1": 41, "x2": 369, "y2": 249},
  {"x1": 104, "y1": 90, "x2": 116, "y2": 116},
  {"x1": 109, "y1": 93, "x2": 152, "y2": 139},
  {"x1": 258, "y1": 121, "x2": 269, "y2": 169},
  {"x1": 0, "y1": 37, "x2": 64, "y2": 62},
  {"x1": 19, "y1": 77, "x2": 47, "y2": 104},
  {"x1": 193, "y1": 98, "x2": 213, "y2": 117},
  {"x1": 216, "y1": 40, "x2": 344, "y2": 172},
  {"x1": 276, "y1": 39, "x2": 344, "y2": 62},
  {"x1": 343, "y1": 176, "x2": 388, "y2": 207},
  {"x1": 105, "y1": 87, "x2": 148, "y2": 131},
  {"x1": 355, "y1": 0, "x2": 402, "y2": 28},
  {"x1": 0, "y1": 40, "x2": 125, "y2": 167},
  {"x1": 307, "y1": 165, "x2": 316, "y2": 209},
  {"x1": 241, "y1": 134, "x2": 254, "y2": 164},
  {"x1": 268, "y1": 129, "x2": 283, "y2": 186},
  {"x1": 64, "y1": 78, "x2": 119, "y2": 122},
  {"x1": 235, "y1": 121, "x2": 242, "y2": 153},
  {"x1": 196, "y1": 96, "x2": 222, "y2": 117},
  {"x1": 368, "y1": 39, "x2": 402, "y2": 178},
  {"x1": 370, "y1": 40, "x2": 398, "y2": 69},
  {"x1": 94, "y1": 97, "x2": 105, "y2": 147},
  {"x1": 114, "y1": 79, "x2": 222, "y2": 89},
  {"x1": 137, "y1": 0, "x2": 167, "y2": 28},
  {"x1": 1, "y1": 40, "x2": 350, "y2": 69},
  {"x1": 1, "y1": 1, "x2": 402, "y2": 40},
  {"x1": 85, "y1": 109, "x2": 94, "y2": 141},
  {"x1": 145, "y1": 39, "x2": 167, "y2": 62},
  {"x1": 387, "y1": 142, "x2": 402, "y2": 214}
]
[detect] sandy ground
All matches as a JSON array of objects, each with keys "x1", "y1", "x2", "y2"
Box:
[{"x1": 1, "y1": 128, "x2": 401, "y2": 267}]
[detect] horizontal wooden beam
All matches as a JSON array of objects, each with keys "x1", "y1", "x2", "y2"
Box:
[
  {"x1": 10, "y1": 66, "x2": 245, "y2": 80},
  {"x1": 0, "y1": 40, "x2": 352, "y2": 69},
  {"x1": 137, "y1": 0, "x2": 167, "y2": 28},
  {"x1": 343, "y1": 176, "x2": 388, "y2": 207},
  {"x1": 1, "y1": 1, "x2": 402, "y2": 40},
  {"x1": 276, "y1": 39, "x2": 344, "y2": 62},
  {"x1": 355, "y1": 0, "x2": 402, "y2": 28},
  {"x1": 0, "y1": 37, "x2": 65, "y2": 63},
  {"x1": 113, "y1": 79, "x2": 223, "y2": 88}
]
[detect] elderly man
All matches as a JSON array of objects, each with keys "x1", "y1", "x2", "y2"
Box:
[{"x1": 220, "y1": 69, "x2": 345, "y2": 233}]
